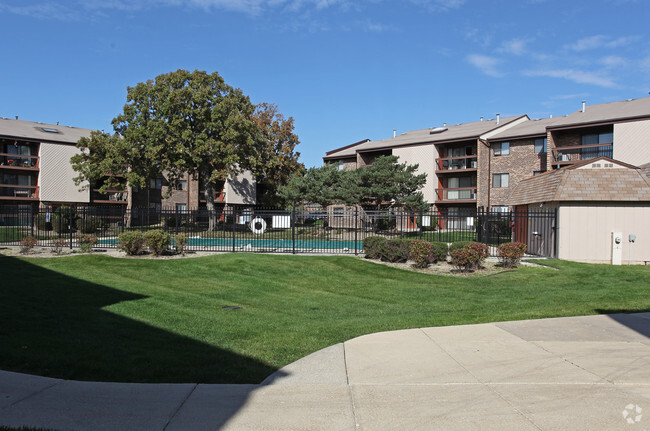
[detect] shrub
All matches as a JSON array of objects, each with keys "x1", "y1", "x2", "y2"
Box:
[
  {"x1": 52, "y1": 206, "x2": 78, "y2": 233},
  {"x1": 144, "y1": 229, "x2": 170, "y2": 256},
  {"x1": 174, "y1": 233, "x2": 189, "y2": 256},
  {"x1": 374, "y1": 214, "x2": 396, "y2": 232},
  {"x1": 363, "y1": 236, "x2": 386, "y2": 259},
  {"x1": 380, "y1": 239, "x2": 412, "y2": 263},
  {"x1": 449, "y1": 241, "x2": 472, "y2": 253},
  {"x1": 52, "y1": 238, "x2": 67, "y2": 254},
  {"x1": 78, "y1": 216, "x2": 102, "y2": 234},
  {"x1": 430, "y1": 242, "x2": 449, "y2": 262},
  {"x1": 20, "y1": 236, "x2": 37, "y2": 254},
  {"x1": 466, "y1": 242, "x2": 489, "y2": 267},
  {"x1": 118, "y1": 231, "x2": 145, "y2": 256},
  {"x1": 409, "y1": 240, "x2": 434, "y2": 268},
  {"x1": 498, "y1": 242, "x2": 527, "y2": 268},
  {"x1": 450, "y1": 247, "x2": 481, "y2": 272},
  {"x1": 35, "y1": 213, "x2": 52, "y2": 231},
  {"x1": 77, "y1": 234, "x2": 98, "y2": 253}
]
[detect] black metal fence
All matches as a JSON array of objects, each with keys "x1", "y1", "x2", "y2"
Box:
[{"x1": 0, "y1": 205, "x2": 557, "y2": 257}]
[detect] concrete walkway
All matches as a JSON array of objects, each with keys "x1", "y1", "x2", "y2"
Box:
[{"x1": 2, "y1": 313, "x2": 650, "y2": 430}]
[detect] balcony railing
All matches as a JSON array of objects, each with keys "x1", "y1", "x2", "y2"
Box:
[
  {"x1": 435, "y1": 155, "x2": 478, "y2": 172},
  {"x1": 435, "y1": 187, "x2": 477, "y2": 202},
  {"x1": 0, "y1": 153, "x2": 39, "y2": 169},
  {"x1": 552, "y1": 143, "x2": 613, "y2": 164},
  {"x1": 0, "y1": 185, "x2": 39, "y2": 199},
  {"x1": 91, "y1": 189, "x2": 128, "y2": 203}
]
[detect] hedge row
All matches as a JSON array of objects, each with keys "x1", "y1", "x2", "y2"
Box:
[
  {"x1": 363, "y1": 236, "x2": 450, "y2": 266},
  {"x1": 117, "y1": 229, "x2": 187, "y2": 256}
]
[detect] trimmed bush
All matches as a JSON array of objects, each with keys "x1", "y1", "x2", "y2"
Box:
[
  {"x1": 20, "y1": 236, "x2": 37, "y2": 254},
  {"x1": 118, "y1": 231, "x2": 145, "y2": 256},
  {"x1": 363, "y1": 236, "x2": 386, "y2": 259},
  {"x1": 380, "y1": 239, "x2": 412, "y2": 263},
  {"x1": 497, "y1": 242, "x2": 527, "y2": 268},
  {"x1": 35, "y1": 213, "x2": 52, "y2": 231},
  {"x1": 174, "y1": 233, "x2": 189, "y2": 256},
  {"x1": 430, "y1": 242, "x2": 449, "y2": 262},
  {"x1": 466, "y1": 242, "x2": 489, "y2": 267},
  {"x1": 409, "y1": 240, "x2": 434, "y2": 268},
  {"x1": 144, "y1": 229, "x2": 170, "y2": 256},
  {"x1": 78, "y1": 216, "x2": 102, "y2": 234},
  {"x1": 449, "y1": 241, "x2": 472, "y2": 252},
  {"x1": 77, "y1": 234, "x2": 98, "y2": 253},
  {"x1": 450, "y1": 247, "x2": 481, "y2": 272}
]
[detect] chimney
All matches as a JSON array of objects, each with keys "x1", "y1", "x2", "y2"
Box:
[
  {"x1": 393, "y1": 129, "x2": 396, "y2": 138},
  {"x1": 15, "y1": 115, "x2": 18, "y2": 120},
  {"x1": 56, "y1": 121, "x2": 59, "y2": 125},
  {"x1": 496, "y1": 113, "x2": 500, "y2": 125},
  {"x1": 480, "y1": 116, "x2": 483, "y2": 121},
  {"x1": 581, "y1": 100, "x2": 586, "y2": 113}
]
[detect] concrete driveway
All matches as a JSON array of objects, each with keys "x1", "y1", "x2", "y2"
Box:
[{"x1": 2, "y1": 313, "x2": 650, "y2": 430}]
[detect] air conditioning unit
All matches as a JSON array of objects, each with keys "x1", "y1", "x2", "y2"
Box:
[{"x1": 470, "y1": 161, "x2": 477, "y2": 168}]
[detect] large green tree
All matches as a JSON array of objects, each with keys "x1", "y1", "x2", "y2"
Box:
[
  {"x1": 279, "y1": 155, "x2": 427, "y2": 211},
  {"x1": 72, "y1": 69, "x2": 302, "y2": 229}
]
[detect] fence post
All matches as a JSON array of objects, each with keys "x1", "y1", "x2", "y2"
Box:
[
  {"x1": 30, "y1": 205, "x2": 34, "y2": 238},
  {"x1": 354, "y1": 206, "x2": 358, "y2": 255},
  {"x1": 69, "y1": 205, "x2": 73, "y2": 249},
  {"x1": 292, "y1": 206, "x2": 296, "y2": 255},
  {"x1": 175, "y1": 207, "x2": 179, "y2": 235},
  {"x1": 553, "y1": 207, "x2": 559, "y2": 259},
  {"x1": 419, "y1": 208, "x2": 423, "y2": 239},
  {"x1": 231, "y1": 207, "x2": 236, "y2": 253},
  {"x1": 122, "y1": 206, "x2": 126, "y2": 234}
]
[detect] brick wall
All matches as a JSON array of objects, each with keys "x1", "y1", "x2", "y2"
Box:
[
  {"x1": 476, "y1": 139, "x2": 489, "y2": 208},
  {"x1": 489, "y1": 139, "x2": 547, "y2": 207}
]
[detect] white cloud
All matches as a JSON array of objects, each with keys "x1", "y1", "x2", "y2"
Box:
[
  {"x1": 498, "y1": 38, "x2": 530, "y2": 56},
  {"x1": 466, "y1": 54, "x2": 503, "y2": 78},
  {"x1": 525, "y1": 69, "x2": 617, "y2": 88},
  {"x1": 599, "y1": 55, "x2": 628, "y2": 68},
  {"x1": 564, "y1": 34, "x2": 640, "y2": 52},
  {"x1": 0, "y1": 2, "x2": 80, "y2": 20},
  {"x1": 410, "y1": 0, "x2": 466, "y2": 11}
]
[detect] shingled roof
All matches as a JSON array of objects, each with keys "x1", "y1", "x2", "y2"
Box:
[
  {"x1": 508, "y1": 157, "x2": 650, "y2": 206},
  {"x1": 0, "y1": 117, "x2": 94, "y2": 144}
]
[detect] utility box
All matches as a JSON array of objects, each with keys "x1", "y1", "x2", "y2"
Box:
[{"x1": 612, "y1": 232, "x2": 623, "y2": 265}]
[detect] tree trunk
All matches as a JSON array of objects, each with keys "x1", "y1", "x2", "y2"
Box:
[
  {"x1": 203, "y1": 172, "x2": 217, "y2": 231},
  {"x1": 126, "y1": 183, "x2": 133, "y2": 228}
]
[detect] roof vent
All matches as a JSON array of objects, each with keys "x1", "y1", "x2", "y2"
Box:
[
  {"x1": 430, "y1": 127, "x2": 448, "y2": 134},
  {"x1": 581, "y1": 100, "x2": 586, "y2": 113},
  {"x1": 480, "y1": 116, "x2": 484, "y2": 121},
  {"x1": 496, "y1": 113, "x2": 500, "y2": 125}
]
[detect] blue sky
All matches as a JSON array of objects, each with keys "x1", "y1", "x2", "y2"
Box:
[{"x1": 1, "y1": 0, "x2": 649, "y2": 167}]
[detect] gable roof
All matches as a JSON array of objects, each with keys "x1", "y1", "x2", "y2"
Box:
[
  {"x1": 548, "y1": 97, "x2": 650, "y2": 130},
  {"x1": 487, "y1": 116, "x2": 564, "y2": 141},
  {"x1": 0, "y1": 117, "x2": 94, "y2": 145},
  {"x1": 324, "y1": 115, "x2": 526, "y2": 159},
  {"x1": 508, "y1": 157, "x2": 650, "y2": 205}
]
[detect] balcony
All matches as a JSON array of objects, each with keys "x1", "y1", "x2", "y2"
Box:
[
  {"x1": 435, "y1": 187, "x2": 477, "y2": 203},
  {"x1": 199, "y1": 190, "x2": 226, "y2": 203},
  {"x1": 552, "y1": 143, "x2": 613, "y2": 166},
  {"x1": 91, "y1": 189, "x2": 128, "y2": 204},
  {"x1": 435, "y1": 155, "x2": 478, "y2": 173},
  {"x1": 0, "y1": 153, "x2": 39, "y2": 171},
  {"x1": 0, "y1": 185, "x2": 39, "y2": 200}
]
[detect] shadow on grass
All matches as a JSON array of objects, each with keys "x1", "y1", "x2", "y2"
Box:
[
  {"x1": 0, "y1": 256, "x2": 280, "y2": 384},
  {"x1": 595, "y1": 309, "x2": 650, "y2": 339}
]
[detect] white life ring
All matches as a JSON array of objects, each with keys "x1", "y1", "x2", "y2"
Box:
[{"x1": 250, "y1": 217, "x2": 267, "y2": 234}]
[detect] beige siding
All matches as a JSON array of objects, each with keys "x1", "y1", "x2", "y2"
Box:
[
  {"x1": 613, "y1": 119, "x2": 650, "y2": 166},
  {"x1": 225, "y1": 170, "x2": 256, "y2": 205},
  {"x1": 393, "y1": 144, "x2": 437, "y2": 204},
  {"x1": 38, "y1": 143, "x2": 89, "y2": 203},
  {"x1": 557, "y1": 203, "x2": 650, "y2": 264}
]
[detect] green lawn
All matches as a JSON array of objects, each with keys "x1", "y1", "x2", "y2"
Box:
[{"x1": 1, "y1": 254, "x2": 648, "y2": 384}]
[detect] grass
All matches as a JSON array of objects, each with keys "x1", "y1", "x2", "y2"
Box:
[{"x1": 1, "y1": 254, "x2": 648, "y2": 384}]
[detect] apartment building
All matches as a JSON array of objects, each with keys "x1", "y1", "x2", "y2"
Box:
[
  {"x1": 324, "y1": 97, "x2": 650, "y2": 213},
  {"x1": 0, "y1": 118, "x2": 257, "y2": 210}
]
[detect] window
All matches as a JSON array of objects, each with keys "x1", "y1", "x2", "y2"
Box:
[
  {"x1": 176, "y1": 180, "x2": 188, "y2": 191},
  {"x1": 447, "y1": 177, "x2": 475, "y2": 200},
  {"x1": 493, "y1": 142, "x2": 510, "y2": 156},
  {"x1": 533, "y1": 170, "x2": 543, "y2": 176},
  {"x1": 149, "y1": 178, "x2": 162, "y2": 189},
  {"x1": 581, "y1": 132, "x2": 613, "y2": 159},
  {"x1": 337, "y1": 160, "x2": 344, "y2": 171},
  {"x1": 491, "y1": 206, "x2": 509, "y2": 213},
  {"x1": 534, "y1": 138, "x2": 547, "y2": 153},
  {"x1": 176, "y1": 203, "x2": 187, "y2": 212},
  {"x1": 492, "y1": 173, "x2": 509, "y2": 188}
]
